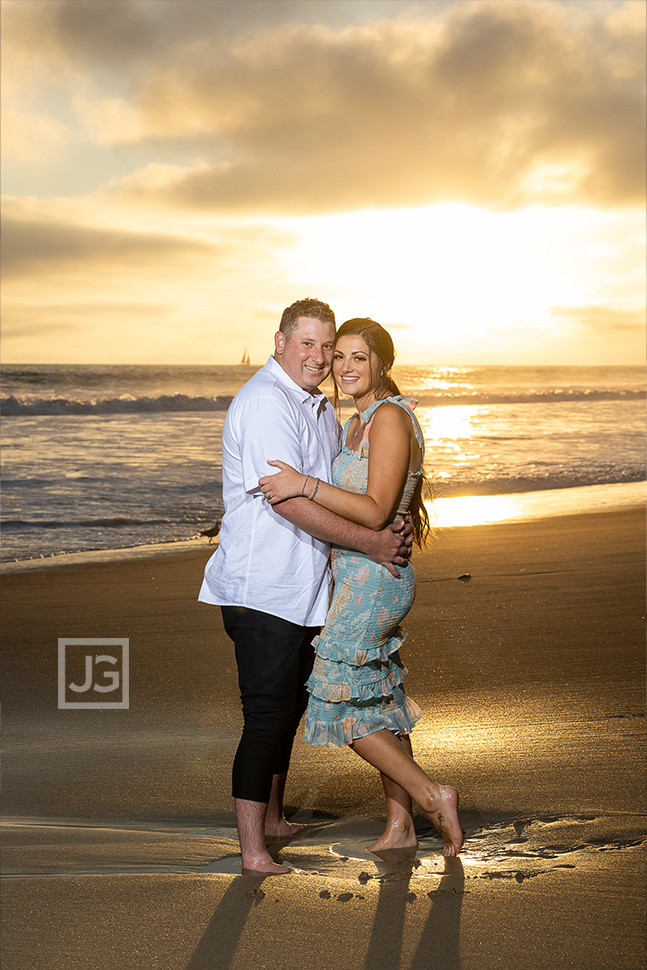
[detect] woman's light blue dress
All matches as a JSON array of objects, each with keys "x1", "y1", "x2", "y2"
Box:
[{"x1": 304, "y1": 396, "x2": 424, "y2": 747}]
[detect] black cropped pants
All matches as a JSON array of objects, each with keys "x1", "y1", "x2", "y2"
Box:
[{"x1": 221, "y1": 605, "x2": 318, "y2": 803}]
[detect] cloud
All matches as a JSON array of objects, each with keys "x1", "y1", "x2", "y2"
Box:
[
  {"x1": 1, "y1": 213, "x2": 218, "y2": 277},
  {"x1": 0, "y1": 300, "x2": 181, "y2": 341},
  {"x1": 71, "y1": 93, "x2": 144, "y2": 145},
  {"x1": 96, "y1": 0, "x2": 645, "y2": 213},
  {"x1": 2, "y1": 1, "x2": 644, "y2": 367},
  {"x1": 4, "y1": 1, "x2": 643, "y2": 213},
  {"x1": 551, "y1": 304, "x2": 646, "y2": 334},
  {"x1": 1, "y1": 107, "x2": 70, "y2": 164},
  {"x1": 2, "y1": 1, "x2": 427, "y2": 73},
  {"x1": 2, "y1": 0, "x2": 177, "y2": 77},
  {"x1": 0, "y1": 197, "x2": 303, "y2": 362},
  {"x1": 1, "y1": 0, "x2": 413, "y2": 98}
]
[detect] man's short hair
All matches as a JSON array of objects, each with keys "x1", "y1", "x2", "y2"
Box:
[{"x1": 279, "y1": 298, "x2": 336, "y2": 338}]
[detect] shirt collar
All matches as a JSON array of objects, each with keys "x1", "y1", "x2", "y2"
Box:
[{"x1": 266, "y1": 355, "x2": 330, "y2": 411}]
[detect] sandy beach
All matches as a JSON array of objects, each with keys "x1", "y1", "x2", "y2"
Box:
[{"x1": 1, "y1": 508, "x2": 645, "y2": 970}]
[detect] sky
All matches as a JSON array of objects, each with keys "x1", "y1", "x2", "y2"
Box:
[{"x1": 1, "y1": 0, "x2": 645, "y2": 365}]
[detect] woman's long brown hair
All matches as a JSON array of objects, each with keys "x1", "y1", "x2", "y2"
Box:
[{"x1": 333, "y1": 318, "x2": 431, "y2": 547}]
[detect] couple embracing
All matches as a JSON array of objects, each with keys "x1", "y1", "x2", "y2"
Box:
[{"x1": 199, "y1": 298, "x2": 462, "y2": 874}]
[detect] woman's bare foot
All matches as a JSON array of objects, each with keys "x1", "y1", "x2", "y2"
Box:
[
  {"x1": 427, "y1": 786, "x2": 463, "y2": 857},
  {"x1": 370, "y1": 846, "x2": 418, "y2": 866},
  {"x1": 368, "y1": 819, "x2": 418, "y2": 853}
]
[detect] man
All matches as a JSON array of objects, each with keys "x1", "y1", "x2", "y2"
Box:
[{"x1": 199, "y1": 298, "x2": 411, "y2": 874}]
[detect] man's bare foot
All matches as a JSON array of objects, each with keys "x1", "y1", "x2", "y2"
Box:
[
  {"x1": 264, "y1": 819, "x2": 307, "y2": 839},
  {"x1": 241, "y1": 852, "x2": 292, "y2": 875},
  {"x1": 427, "y1": 786, "x2": 463, "y2": 857}
]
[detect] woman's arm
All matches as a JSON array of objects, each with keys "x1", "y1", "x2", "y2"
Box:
[
  {"x1": 259, "y1": 403, "x2": 414, "y2": 530},
  {"x1": 274, "y1": 496, "x2": 411, "y2": 577}
]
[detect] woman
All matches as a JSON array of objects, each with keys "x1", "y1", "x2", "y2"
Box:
[{"x1": 259, "y1": 318, "x2": 463, "y2": 856}]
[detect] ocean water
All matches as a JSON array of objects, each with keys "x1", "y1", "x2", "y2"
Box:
[{"x1": 1, "y1": 363, "x2": 644, "y2": 564}]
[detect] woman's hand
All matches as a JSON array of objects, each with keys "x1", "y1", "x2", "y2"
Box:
[{"x1": 259, "y1": 460, "x2": 309, "y2": 505}]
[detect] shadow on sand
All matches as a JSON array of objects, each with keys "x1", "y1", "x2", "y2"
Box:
[
  {"x1": 364, "y1": 854, "x2": 464, "y2": 970},
  {"x1": 185, "y1": 871, "x2": 268, "y2": 970},
  {"x1": 186, "y1": 849, "x2": 464, "y2": 970}
]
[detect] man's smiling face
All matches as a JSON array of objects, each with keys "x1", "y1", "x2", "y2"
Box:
[{"x1": 274, "y1": 316, "x2": 335, "y2": 393}]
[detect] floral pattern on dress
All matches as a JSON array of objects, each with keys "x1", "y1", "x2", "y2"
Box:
[{"x1": 304, "y1": 396, "x2": 426, "y2": 748}]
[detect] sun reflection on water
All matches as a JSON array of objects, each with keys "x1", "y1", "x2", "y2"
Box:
[
  {"x1": 419, "y1": 404, "x2": 478, "y2": 444},
  {"x1": 429, "y1": 494, "x2": 520, "y2": 528},
  {"x1": 427, "y1": 481, "x2": 645, "y2": 528}
]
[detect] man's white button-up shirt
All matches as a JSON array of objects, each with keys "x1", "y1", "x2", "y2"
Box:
[{"x1": 198, "y1": 355, "x2": 342, "y2": 626}]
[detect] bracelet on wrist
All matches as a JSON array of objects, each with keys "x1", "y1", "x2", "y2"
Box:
[
  {"x1": 308, "y1": 478, "x2": 320, "y2": 501},
  {"x1": 301, "y1": 475, "x2": 310, "y2": 497}
]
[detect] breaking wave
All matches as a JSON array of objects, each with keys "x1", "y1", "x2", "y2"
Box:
[
  {"x1": 2, "y1": 387, "x2": 643, "y2": 416},
  {"x1": 1, "y1": 394, "x2": 234, "y2": 416}
]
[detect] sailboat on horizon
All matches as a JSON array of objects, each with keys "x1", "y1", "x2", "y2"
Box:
[{"x1": 240, "y1": 347, "x2": 251, "y2": 365}]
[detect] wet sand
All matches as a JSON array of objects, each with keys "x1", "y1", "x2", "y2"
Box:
[{"x1": 1, "y1": 508, "x2": 645, "y2": 969}]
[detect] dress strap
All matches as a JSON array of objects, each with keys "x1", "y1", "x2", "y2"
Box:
[{"x1": 359, "y1": 396, "x2": 425, "y2": 459}]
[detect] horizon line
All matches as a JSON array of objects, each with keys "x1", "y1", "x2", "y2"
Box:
[{"x1": 1, "y1": 360, "x2": 643, "y2": 369}]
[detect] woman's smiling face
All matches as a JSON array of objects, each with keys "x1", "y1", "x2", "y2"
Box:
[{"x1": 332, "y1": 334, "x2": 376, "y2": 402}]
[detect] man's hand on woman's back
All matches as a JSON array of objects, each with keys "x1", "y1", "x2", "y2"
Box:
[{"x1": 364, "y1": 515, "x2": 413, "y2": 578}]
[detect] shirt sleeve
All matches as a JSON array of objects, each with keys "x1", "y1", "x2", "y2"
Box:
[{"x1": 236, "y1": 392, "x2": 306, "y2": 494}]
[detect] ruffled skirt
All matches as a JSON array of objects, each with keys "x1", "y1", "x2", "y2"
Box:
[{"x1": 304, "y1": 547, "x2": 423, "y2": 748}]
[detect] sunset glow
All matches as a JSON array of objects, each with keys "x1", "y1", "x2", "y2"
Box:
[{"x1": 1, "y1": 0, "x2": 644, "y2": 365}]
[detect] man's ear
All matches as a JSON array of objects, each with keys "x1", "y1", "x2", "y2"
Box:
[{"x1": 274, "y1": 330, "x2": 284, "y2": 357}]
